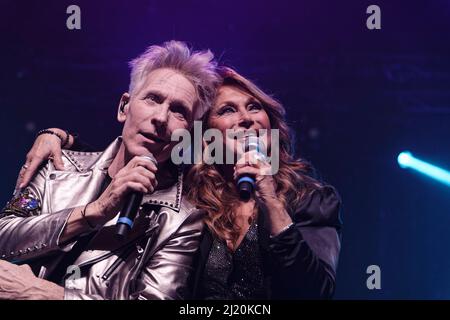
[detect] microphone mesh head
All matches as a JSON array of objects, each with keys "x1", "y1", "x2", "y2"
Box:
[
  {"x1": 244, "y1": 132, "x2": 267, "y2": 153},
  {"x1": 245, "y1": 134, "x2": 259, "y2": 152}
]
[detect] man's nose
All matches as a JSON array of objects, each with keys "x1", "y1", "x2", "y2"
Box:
[{"x1": 151, "y1": 105, "x2": 169, "y2": 132}]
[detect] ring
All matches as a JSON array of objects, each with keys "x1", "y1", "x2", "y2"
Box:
[{"x1": 22, "y1": 164, "x2": 29, "y2": 169}]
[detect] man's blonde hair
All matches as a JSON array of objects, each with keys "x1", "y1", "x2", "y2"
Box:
[{"x1": 129, "y1": 40, "x2": 219, "y2": 119}]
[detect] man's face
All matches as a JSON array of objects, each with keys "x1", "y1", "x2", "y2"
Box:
[{"x1": 119, "y1": 68, "x2": 197, "y2": 163}]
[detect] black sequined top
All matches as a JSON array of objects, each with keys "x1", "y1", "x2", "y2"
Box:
[{"x1": 199, "y1": 221, "x2": 266, "y2": 300}]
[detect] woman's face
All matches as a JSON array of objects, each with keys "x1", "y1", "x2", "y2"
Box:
[{"x1": 207, "y1": 85, "x2": 271, "y2": 160}]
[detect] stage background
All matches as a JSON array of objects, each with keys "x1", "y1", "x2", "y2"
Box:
[{"x1": 1, "y1": 0, "x2": 449, "y2": 299}]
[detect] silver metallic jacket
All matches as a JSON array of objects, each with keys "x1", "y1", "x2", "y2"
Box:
[{"x1": 0, "y1": 138, "x2": 205, "y2": 300}]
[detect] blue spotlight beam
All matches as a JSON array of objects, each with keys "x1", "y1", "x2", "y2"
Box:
[{"x1": 398, "y1": 151, "x2": 450, "y2": 187}]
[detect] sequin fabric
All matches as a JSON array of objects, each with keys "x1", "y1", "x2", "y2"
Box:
[
  {"x1": 1, "y1": 189, "x2": 41, "y2": 218},
  {"x1": 200, "y1": 221, "x2": 266, "y2": 300}
]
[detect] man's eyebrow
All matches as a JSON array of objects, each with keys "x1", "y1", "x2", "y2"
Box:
[
  {"x1": 170, "y1": 99, "x2": 192, "y2": 117},
  {"x1": 141, "y1": 89, "x2": 165, "y2": 98}
]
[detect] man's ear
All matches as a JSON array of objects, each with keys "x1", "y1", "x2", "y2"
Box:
[{"x1": 117, "y1": 93, "x2": 130, "y2": 123}]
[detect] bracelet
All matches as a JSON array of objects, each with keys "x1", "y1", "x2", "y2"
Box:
[
  {"x1": 81, "y1": 203, "x2": 96, "y2": 230},
  {"x1": 270, "y1": 222, "x2": 294, "y2": 238},
  {"x1": 36, "y1": 129, "x2": 65, "y2": 146},
  {"x1": 62, "y1": 129, "x2": 71, "y2": 148}
]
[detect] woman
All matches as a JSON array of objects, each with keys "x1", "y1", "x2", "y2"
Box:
[{"x1": 16, "y1": 67, "x2": 342, "y2": 299}]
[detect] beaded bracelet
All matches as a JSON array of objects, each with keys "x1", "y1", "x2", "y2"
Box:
[
  {"x1": 61, "y1": 129, "x2": 70, "y2": 148},
  {"x1": 36, "y1": 129, "x2": 70, "y2": 148},
  {"x1": 36, "y1": 129, "x2": 67, "y2": 146}
]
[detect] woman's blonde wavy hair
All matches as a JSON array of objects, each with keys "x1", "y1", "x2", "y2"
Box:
[{"x1": 185, "y1": 67, "x2": 322, "y2": 243}]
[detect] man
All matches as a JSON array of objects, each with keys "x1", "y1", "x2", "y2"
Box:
[{"x1": 0, "y1": 40, "x2": 219, "y2": 299}]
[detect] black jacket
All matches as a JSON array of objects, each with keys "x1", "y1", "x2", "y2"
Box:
[{"x1": 190, "y1": 185, "x2": 342, "y2": 300}]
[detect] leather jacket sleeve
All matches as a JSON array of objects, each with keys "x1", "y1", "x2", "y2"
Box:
[
  {"x1": 0, "y1": 163, "x2": 76, "y2": 263},
  {"x1": 64, "y1": 207, "x2": 205, "y2": 300},
  {"x1": 266, "y1": 185, "x2": 342, "y2": 299}
]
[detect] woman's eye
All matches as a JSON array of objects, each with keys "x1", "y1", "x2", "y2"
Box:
[
  {"x1": 248, "y1": 103, "x2": 262, "y2": 111},
  {"x1": 218, "y1": 106, "x2": 235, "y2": 115}
]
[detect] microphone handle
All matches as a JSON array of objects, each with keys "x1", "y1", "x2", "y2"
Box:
[
  {"x1": 238, "y1": 178, "x2": 255, "y2": 200},
  {"x1": 116, "y1": 192, "x2": 144, "y2": 240},
  {"x1": 237, "y1": 135, "x2": 259, "y2": 200}
]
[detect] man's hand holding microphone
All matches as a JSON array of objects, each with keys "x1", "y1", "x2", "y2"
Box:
[{"x1": 61, "y1": 155, "x2": 158, "y2": 243}]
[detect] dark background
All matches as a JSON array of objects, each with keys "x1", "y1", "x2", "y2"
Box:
[{"x1": 1, "y1": 0, "x2": 449, "y2": 299}]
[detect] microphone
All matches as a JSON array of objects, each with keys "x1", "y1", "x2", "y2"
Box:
[
  {"x1": 116, "y1": 154, "x2": 157, "y2": 241},
  {"x1": 236, "y1": 133, "x2": 262, "y2": 200}
]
